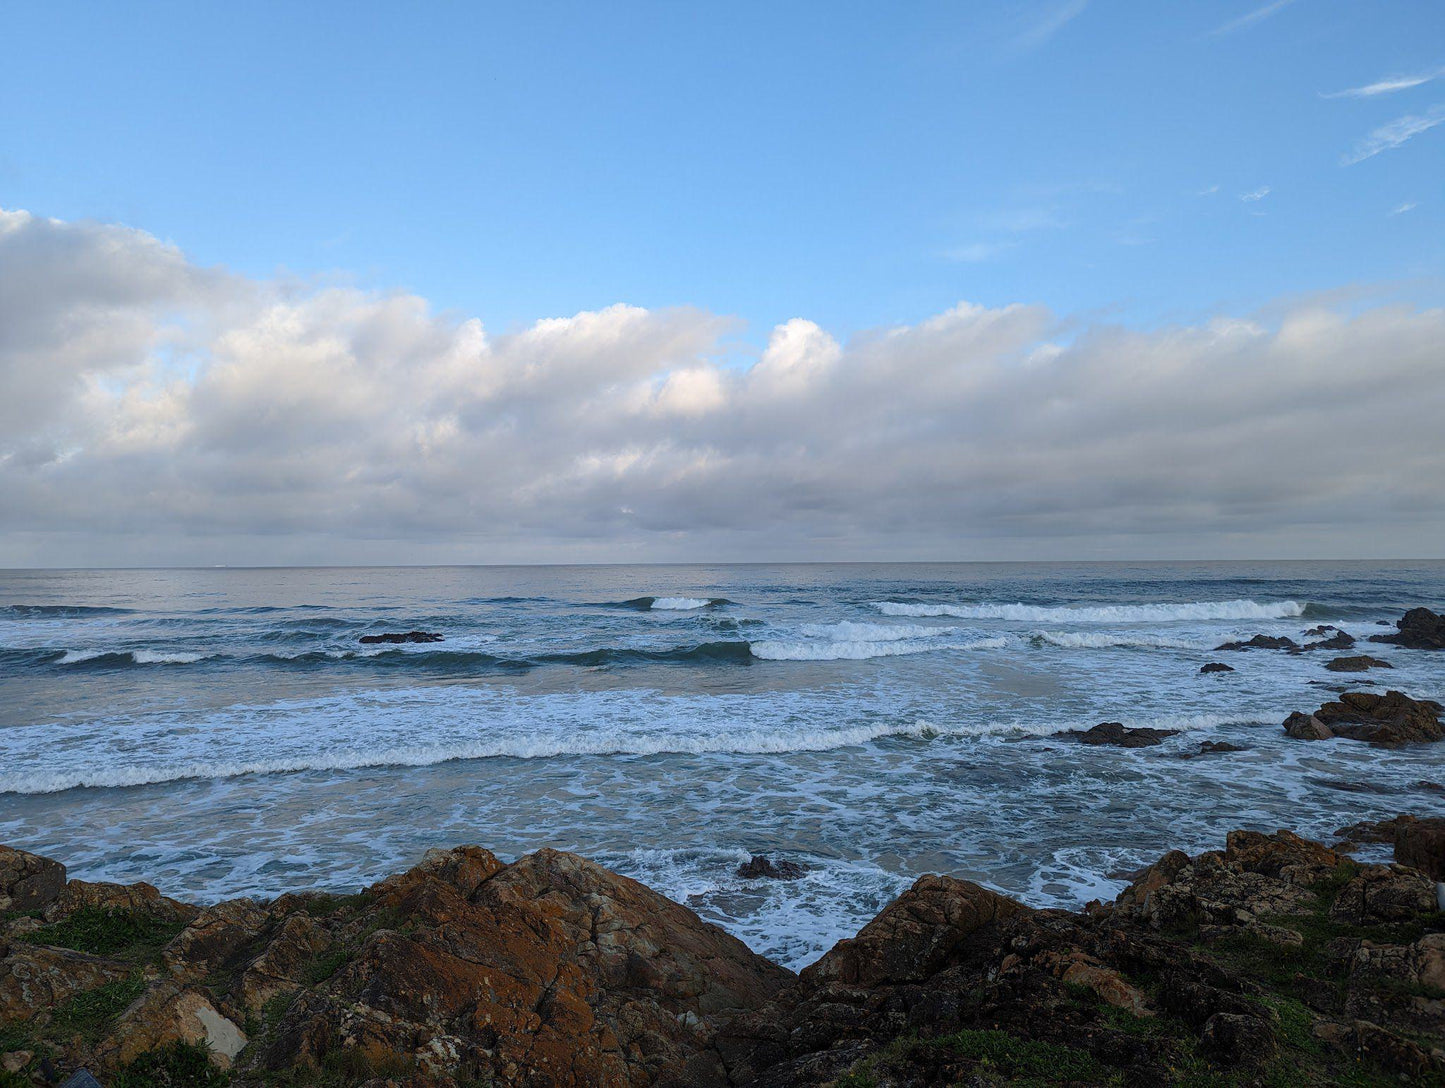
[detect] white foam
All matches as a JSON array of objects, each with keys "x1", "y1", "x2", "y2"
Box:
[
  {"x1": 798, "y1": 621, "x2": 964, "y2": 642},
  {"x1": 873, "y1": 599, "x2": 1306, "y2": 623},
  {"x1": 751, "y1": 636, "x2": 1008, "y2": 661},
  {"x1": 0, "y1": 718, "x2": 953, "y2": 795},
  {"x1": 1032, "y1": 631, "x2": 1202, "y2": 650},
  {"x1": 650, "y1": 597, "x2": 713, "y2": 610},
  {"x1": 58, "y1": 648, "x2": 209, "y2": 665}
]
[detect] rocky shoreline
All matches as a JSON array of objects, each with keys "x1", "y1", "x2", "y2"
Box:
[{"x1": 3, "y1": 817, "x2": 1444, "y2": 1087}]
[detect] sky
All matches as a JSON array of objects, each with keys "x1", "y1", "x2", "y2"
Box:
[{"x1": 1, "y1": 0, "x2": 1443, "y2": 565}]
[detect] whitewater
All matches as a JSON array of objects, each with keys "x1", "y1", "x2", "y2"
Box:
[{"x1": 2, "y1": 560, "x2": 1442, "y2": 969}]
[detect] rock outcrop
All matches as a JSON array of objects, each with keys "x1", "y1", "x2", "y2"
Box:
[
  {"x1": 1199, "y1": 662, "x2": 1234, "y2": 673},
  {"x1": 1053, "y1": 721, "x2": 1180, "y2": 747},
  {"x1": 1369, "y1": 606, "x2": 1445, "y2": 650},
  {"x1": 1215, "y1": 634, "x2": 1299, "y2": 651},
  {"x1": 1324, "y1": 654, "x2": 1392, "y2": 672},
  {"x1": 1282, "y1": 689, "x2": 1444, "y2": 747},
  {"x1": 3, "y1": 828, "x2": 1442, "y2": 1086},
  {"x1": 358, "y1": 631, "x2": 444, "y2": 644}
]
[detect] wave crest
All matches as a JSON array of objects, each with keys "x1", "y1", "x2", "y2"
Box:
[{"x1": 872, "y1": 599, "x2": 1306, "y2": 623}]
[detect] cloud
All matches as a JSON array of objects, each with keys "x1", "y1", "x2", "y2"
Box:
[
  {"x1": 1390, "y1": 202, "x2": 1419, "y2": 216},
  {"x1": 1208, "y1": 0, "x2": 1296, "y2": 37},
  {"x1": 1240, "y1": 186, "x2": 1271, "y2": 202},
  {"x1": 1015, "y1": 0, "x2": 1088, "y2": 51},
  {"x1": 2, "y1": 208, "x2": 1445, "y2": 563},
  {"x1": 1343, "y1": 104, "x2": 1445, "y2": 164},
  {"x1": 1323, "y1": 66, "x2": 1445, "y2": 99}
]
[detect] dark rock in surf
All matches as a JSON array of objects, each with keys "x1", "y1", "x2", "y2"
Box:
[
  {"x1": 1196, "y1": 740, "x2": 1245, "y2": 755},
  {"x1": 1324, "y1": 655, "x2": 1392, "y2": 672},
  {"x1": 1199, "y1": 662, "x2": 1234, "y2": 673},
  {"x1": 1283, "y1": 690, "x2": 1443, "y2": 748},
  {"x1": 1283, "y1": 712, "x2": 1334, "y2": 741},
  {"x1": 736, "y1": 855, "x2": 808, "y2": 880},
  {"x1": 1215, "y1": 634, "x2": 1298, "y2": 652},
  {"x1": 1305, "y1": 625, "x2": 1340, "y2": 637},
  {"x1": 1056, "y1": 721, "x2": 1179, "y2": 748},
  {"x1": 1300, "y1": 631, "x2": 1356, "y2": 651},
  {"x1": 358, "y1": 630, "x2": 443, "y2": 644},
  {"x1": 1368, "y1": 607, "x2": 1445, "y2": 650}
]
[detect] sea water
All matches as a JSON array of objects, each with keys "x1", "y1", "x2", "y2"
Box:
[{"x1": 1, "y1": 561, "x2": 1442, "y2": 968}]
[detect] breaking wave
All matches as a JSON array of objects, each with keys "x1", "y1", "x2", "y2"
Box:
[
  {"x1": 872, "y1": 599, "x2": 1307, "y2": 623},
  {"x1": 2, "y1": 604, "x2": 135, "y2": 618},
  {"x1": 1030, "y1": 631, "x2": 1203, "y2": 650},
  {"x1": 751, "y1": 636, "x2": 1008, "y2": 661},
  {"x1": 614, "y1": 596, "x2": 731, "y2": 611}
]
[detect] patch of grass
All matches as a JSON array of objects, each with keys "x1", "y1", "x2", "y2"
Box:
[
  {"x1": 110, "y1": 1040, "x2": 230, "y2": 1087},
  {"x1": 48, "y1": 973, "x2": 146, "y2": 1043},
  {"x1": 21, "y1": 907, "x2": 185, "y2": 958},
  {"x1": 301, "y1": 892, "x2": 372, "y2": 918},
  {"x1": 0, "y1": 1070, "x2": 34, "y2": 1088},
  {"x1": 304, "y1": 947, "x2": 351, "y2": 986},
  {"x1": 879, "y1": 1028, "x2": 1119, "y2": 1084},
  {"x1": 262, "y1": 990, "x2": 299, "y2": 1031}
]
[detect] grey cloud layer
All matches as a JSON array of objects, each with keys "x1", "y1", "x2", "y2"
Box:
[{"x1": 1, "y1": 209, "x2": 1443, "y2": 564}]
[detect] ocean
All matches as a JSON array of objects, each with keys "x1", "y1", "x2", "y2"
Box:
[{"x1": 2, "y1": 561, "x2": 1442, "y2": 969}]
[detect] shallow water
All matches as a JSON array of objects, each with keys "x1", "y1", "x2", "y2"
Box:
[{"x1": 2, "y1": 561, "x2": 1442, "y2": 968}]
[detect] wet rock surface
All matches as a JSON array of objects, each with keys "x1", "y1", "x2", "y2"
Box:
[
  {"x1": 1053, "y1": 721, "x2": 1181, "y2": 747},
  {"x1": 1369, "y1": 606, "x2": 1445, "y2": 650},
  {"x1": 1282, "y1": 689, "x2": 1444, "y2": 747},
  {"x1": 1199, "y1": 662, "x2": 1234, "y2": 673},
  {"x1": 3, "y1": 826, "x2": 1443, "y2": 1086},
  {"x1": 736, "y1": 856, "x2": 808, "y2": 881},
  {"x1": 357, "y1": 631, "x2": 444, "y2": 644},
  {"x1": 1324, "y1": 654, "x2": 1392, "y2": 671}
]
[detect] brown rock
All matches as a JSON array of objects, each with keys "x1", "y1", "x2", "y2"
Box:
[
  {"x1": 1368, "y1": 607, "x2": 1445, "y2": 650},
  {"x1": 1329, "y1": 865, "x2": 1438, "y2": 925},
  {"x1": 1215, "y1": 634, "x2": 1299, "y2": 651},
  {"x1": 44, "y1": 879, "x2": 197, "y2": 925},
  {"x1": 1325, "y1": 655, "x2": 1392, "y2": 672},
  {"x1": 1054, "y1": 721, "x2": 1179, "y2": 748},
  {"x1": 264, "y1": 846, "x2": 790, "y2": 1086},
  {"x1": 1313, "y1": 690, "x2": 1445, "y2": 746},
  {"x1": 1394, "y1": 816, "x2": 1445, "y2": 881},
  {"x1": 0, "y1": 846, "x2": 66, "y2": 914},
  {"x1": 238, "y1": 914, "x2": 331, "y2": 1014},
  {"x1": 0, "y1": 943, "x2": 133, "y2": 1023},
  {"x1": 100, "y1": 980, "x2": 248, "y2": 1070},
  {"x1": 162, "y1": 898, "x2": 271, "y2": 982},
  {"x1": 803, "y1": 875, "x2": 1025, "y2": 987},
  {"x1": 1282, "y1": 712, "x2": 1334, "y2": 740},
  {"x1": 1225, "y1": 829, "x2": 1342, "y2": 884}
]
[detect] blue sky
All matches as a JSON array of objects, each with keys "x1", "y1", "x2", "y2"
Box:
[{"x1": 3, "y1": 0, "x2": 1441, "y2": 342}]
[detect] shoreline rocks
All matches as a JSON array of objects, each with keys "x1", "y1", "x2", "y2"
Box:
[
  {"x1": 1053, "y1": 721, "x2": 1181, "y2": 747},
  {"x1": 1199, "y1": 661, "x2": 1234, "y2": 673},
  {"x1": 4, "y1": 825, "x2": 1444, "y2": 1087},
  {"x1": 1369, "y1": 606, "x2": 1445, "y2": 650},
  {"x1": 1324, "y1": 654, "x2": 1392, "y2": 672},
  {"x1": 1282, "y1": 690, "x2": 1444, "y2": 747},
  {"x1": 736, "y1": 855, "x2": 807, "y2": 880}
]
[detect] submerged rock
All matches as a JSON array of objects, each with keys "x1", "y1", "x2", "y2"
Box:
[
  {"x1": 1369, "y1": 606, "x2": 1445, "y2": 650},
  {"x1": 358, "y1": 630, "x2": 443, "y2": 644},
  {"x1": 1055, "y1": 721, "x2": 1180, "y2": 747},
  {"x1": 736, "y1": 855, "x2": 807, "y2": 880}
]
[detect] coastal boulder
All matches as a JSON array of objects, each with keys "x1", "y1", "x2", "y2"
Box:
[
  {"x1": 736, "y1": 855, "x2": 807, "y2": 880},
  {"x1": 1325, "y1": 655, "x2": 1392, "y2": 672},
  {"x1": 1394, "y1": 817, "x2": 1445, "y2": 882},
  {"x1": 1199, "y1": 662, "x2": 1234, "y2": 673},
  {"x1": 1283, "y1": 712, "x2": 1333, "y2": 740},
  {"x1": 260, "y1": 846, "x2": 791, "y2": 1086},
  {"x1": 358, "y1": 631, "x2": 443, "y2": 644},
  {"x1": 1369, "y1": 607, "x2": 1445, "y2": 650},
  {"x1": 1215, "y1": 634, "x2": 1298, "y2": 651},
  {"x1": 803, "y1": 875, "x2": 1024, "y2": 987},
  {"x1": 1055, "y1": 722, "x2": 1179, "y2": 748},
  {"x1": 1312, "y1": 690, "x2": 1444, "y2": 747},
  {"x1": 0, "y1": 846, "x2": 66, "y2": 914}
]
